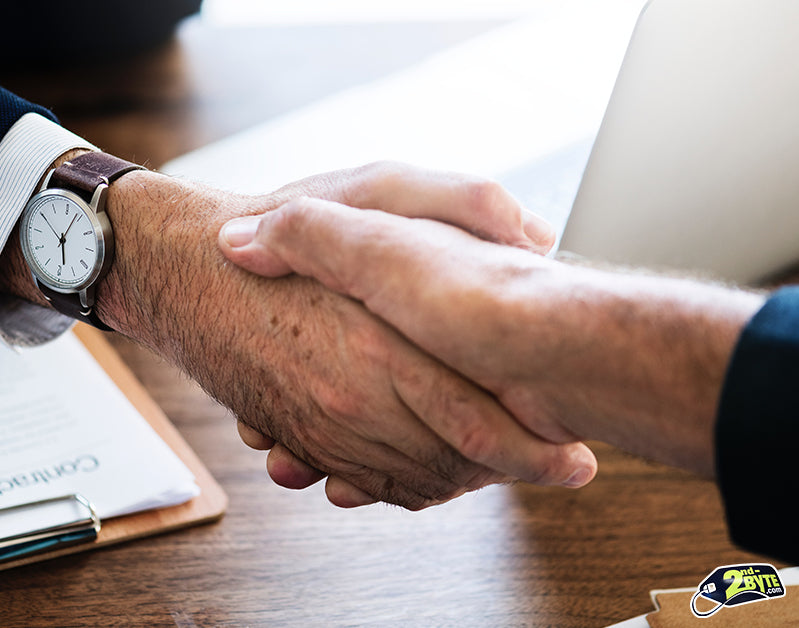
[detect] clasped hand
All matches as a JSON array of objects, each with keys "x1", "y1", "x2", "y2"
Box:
[{"x1": 218, "y1": 162, "x2": 597, "y2": 508}]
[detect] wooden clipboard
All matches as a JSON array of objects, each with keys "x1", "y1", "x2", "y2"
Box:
[{"x1": 0, "y1": 324, "x2": 227, "y2": 571}]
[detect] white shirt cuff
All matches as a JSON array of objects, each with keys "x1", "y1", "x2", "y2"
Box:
[{"x1": 0, "y1": 113, "x2": 96, "y2": 347}]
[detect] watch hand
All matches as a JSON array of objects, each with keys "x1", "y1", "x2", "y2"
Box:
[
  {"x1": 55, "y1": 214, "x2": 78, "y2": 267},
  {"x1": 41, "y1": 214, "x2": 60, "y2": 240},
  {"x1": 63, "y1": 213, "x2": 78, "y2": 238}
]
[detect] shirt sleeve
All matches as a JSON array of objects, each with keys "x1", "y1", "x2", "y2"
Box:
[
  {"x1": 716, "y1": 286, "x2": 799, "y2": 565},
  {"x1": 0, "y1": 87, "x2": 96, "y2": 347}
]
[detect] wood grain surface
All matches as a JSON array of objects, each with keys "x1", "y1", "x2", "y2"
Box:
[{"x1": 0, "y1": 16, "x2": 782, "y2": 628}]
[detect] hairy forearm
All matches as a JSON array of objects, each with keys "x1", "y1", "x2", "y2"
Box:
[
  {"x1": 95, "y1": 171, "x2": 247, "y2": 354},
  {"x1": 507, "y1": 265, "x2": 765, "y2": 477},
  {"x1": 94, "y1": 172, "x2": 312, "y2": 437}
]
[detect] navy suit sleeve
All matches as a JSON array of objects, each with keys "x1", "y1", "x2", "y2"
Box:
[
  {"x1": 0, "y1": 86, "x2": 59, "y2": 140},
  {"x1": 716, "y1": 286, "x2": 799, "y2": 565}
]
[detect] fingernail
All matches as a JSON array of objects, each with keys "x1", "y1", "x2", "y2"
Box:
[
  {"x1": 562, "y1": 467, "x2": 593, "y2": 488},
  {"x1": 221, "y1": 216, "x2": 260, "y2": 248},
  {"x1": 522, "y1": 211, "x2": 557, "y2": 248}
]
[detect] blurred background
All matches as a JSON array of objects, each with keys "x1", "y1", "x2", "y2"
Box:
[{"x1": 2, "y1": 0, "x2": 641, "y2": 202}]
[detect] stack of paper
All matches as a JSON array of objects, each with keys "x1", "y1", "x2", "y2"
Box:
[{"x1": 0, "y1": 331, "x2": 198, "y2": 540}]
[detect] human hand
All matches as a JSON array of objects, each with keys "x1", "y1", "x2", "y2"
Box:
[
  {"x1": 219, "y1": 196, "x2": 764, "y2": 479},
  {"x1": 220, "y1": 162, "x2": 598, "y2": 505},
  {"x1": 222, "y1": 161, "x2": 563, "y2": 501},
  {"x1": 85, "y1": 162, "x2": 596, "y2": 511},
  {"x1": 223, "y1": 163, "x2": 598, "y2": 505}
]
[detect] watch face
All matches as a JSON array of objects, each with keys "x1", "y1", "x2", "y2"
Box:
[{"x1": 20, "y1": 189, "x2": 106, "y2": 291}]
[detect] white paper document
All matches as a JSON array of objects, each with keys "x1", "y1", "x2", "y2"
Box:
[{"x1": 0, "y1": 332, "x2": 198, "y2": 540}]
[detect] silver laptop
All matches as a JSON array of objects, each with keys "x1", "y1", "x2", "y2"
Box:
[{"x1": 558, "y1": 0, "x2": 799, "y2": 285}]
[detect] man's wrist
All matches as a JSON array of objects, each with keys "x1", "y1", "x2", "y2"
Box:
[
  {"x1": 93, "y1": 168, "x2": 261, "y2": 354},
  {"x1": 0, "y1": 147, "x2": 96, "y2": 309},
  {"x1": 559, "y1": 268, "x2": 764, "y2": 476},
  {"x1": 1, "y1": 149, "x2": 274, "y2": 358}
]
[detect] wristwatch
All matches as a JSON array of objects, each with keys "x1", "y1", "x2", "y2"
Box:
[{"x1": 19, "y1": 151, "x2": 144, "y2": 331}]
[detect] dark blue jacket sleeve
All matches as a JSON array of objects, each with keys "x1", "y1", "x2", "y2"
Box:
[
  {"x1": 0, "y1": 87, "x2": 59, "y2": 140},
  {"x1": 716, "y1": 286, "x2": 799, "y2": 565}
]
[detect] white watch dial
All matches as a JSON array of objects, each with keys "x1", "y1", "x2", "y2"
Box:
[{"x1": 21, "y1": 192, "x2": 102, "y2": 290}]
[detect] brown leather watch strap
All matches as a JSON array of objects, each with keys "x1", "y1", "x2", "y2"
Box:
[
  {"x1": 50, "y1": 152, "x2": 145, "y2": 202},
  {"x1": 43, "y1": 152, "x2": 145, "y2": 331},
  {"x1": 37, "y1": 281, "x2": 115, "y2": 332}
]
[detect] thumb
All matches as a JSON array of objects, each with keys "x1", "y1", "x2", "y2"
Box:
[
  {"x1": 218, "y1": 198, "x2": 398, "y2": 301},
  {"x1": 218, "y1": 214, "x2": 295, "y2": 277}
]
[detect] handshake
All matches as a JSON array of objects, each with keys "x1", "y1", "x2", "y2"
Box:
[
  {"x1": 76, "y1": 161, "x2": 763, "y2": 510},
  {"x1": 216, "y1": 162, "x2": 597, "y2": 509}
]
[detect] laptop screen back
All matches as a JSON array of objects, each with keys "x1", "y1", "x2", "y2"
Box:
[{"x1": 559, "y1": 0, "x2": 799, "y2": 284}]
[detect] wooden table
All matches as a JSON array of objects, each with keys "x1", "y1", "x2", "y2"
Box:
[{"x1": 0, "y1": 15, "x2": 779, "y2": 628}]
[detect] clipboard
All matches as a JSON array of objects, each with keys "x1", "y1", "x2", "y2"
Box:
[{"x1": 0, "y1": 324, "x2": 227, "y2": 571}]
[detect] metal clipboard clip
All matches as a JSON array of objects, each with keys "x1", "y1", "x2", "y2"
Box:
[{"x1": 0, "y1": 493, "x2": 101, "y2": 564}]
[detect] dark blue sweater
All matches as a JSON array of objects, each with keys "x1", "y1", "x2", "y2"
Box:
[
  {"x1": 0, "y1": 86, "x2": 58, "y2": 137},
  {"x1": 716, "y1": 287, "x2": 799, "y2": 565}
]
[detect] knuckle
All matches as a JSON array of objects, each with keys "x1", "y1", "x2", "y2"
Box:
[
  {"x1": 539, "y1": 227, "x2": 557, "y2": 251},
  {"x1": 394, "y1": 492, "x2": 431, "y2": 512},
  {"x1": 271, "y1": 197, "x2": 312, "y2": 234},
  {"x1": 428, "y1": 484, "x2": 467, "y2": 506},
  {"x1": 465, "y1": 179, "x2": 509, "y2": 215},
  {"x1": 346, "y1": 160, "x2": 401, "y2": 205},
  {"x1": 313, "y1": 382, "x2": 362, "y2": 421},
  {"x1": 360, "y1": 159, "x2": 402, "y2": 176},
  {"x1": 338, "y1": 467, "x2": 431, "y2": 511},
  {"x1": 541, "y1": 230, "x2": 558, "y2": 251},
  {"x1": 349, "y1": 316, "x2": 393, "y2": 366},
  {"x1": 452, "y1": 422, "x2": 497, "y2": 466},
  {"x1": 365, "y1": 163, "x2": 402, "y2": 192},
  {"x1": 297, "y1": 435, "x2": 366, "y2": 480}
]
